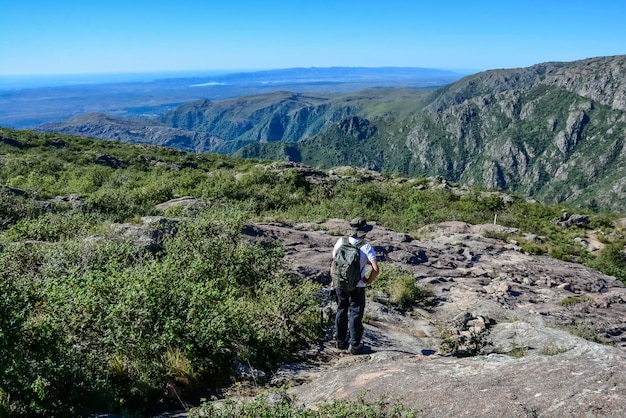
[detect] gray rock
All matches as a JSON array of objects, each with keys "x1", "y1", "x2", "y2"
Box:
[
  {"x1": 286, "y1": 339, "x2": 626, "y2": 418},
  {"x1": 42, "y1": 194, "x2": 84, "y2": 211},
  {"x1": 228, "y1": 219, "x2": 626, "y2": 417},
  {"x1": 385, "y1": 249, "x2": 424, "y2": 265},
  {"x1": 155, "y1": 196, "x2": 206, "y2": 214},
  {"x1": 232, "y1": 362, "x2": 267, "y2": 384},
  {"x1": 95, "y1": 153, "x2": 126, "y2": 169},
  {"x1": 554, "y1": 212, "x2": 590, "y2": 228},
  {"x1": 108, "y1": 216, "x2": 179, "y2": 250}
]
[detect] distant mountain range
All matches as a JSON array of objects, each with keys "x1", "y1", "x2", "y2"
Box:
[
  {"x1": 0, "y1": 67, "x2": 466, "y2": 129},
  {"x1": 34, "y1": 55, "x2": 626, "y2": 212}
]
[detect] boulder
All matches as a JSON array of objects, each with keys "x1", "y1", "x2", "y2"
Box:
[{"x1": 155, "y1": 196, "x2": 206, "y2": 214}]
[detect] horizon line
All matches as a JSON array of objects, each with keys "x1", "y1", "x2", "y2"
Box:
[{"x1": 0, "y1": 66, "x2": 484, "y2": 79}]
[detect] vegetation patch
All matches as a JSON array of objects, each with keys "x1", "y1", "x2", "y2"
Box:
[
  {"x1": 541, "y1": 342, "x2": 571, "y2": 356},
  {"x1": 437, "y1": 326, "x2": 493, "y2": 357},
  {"x1": 1, "y1": 127, "x2": 626, "y2": 415},
  {"x1": 504, "y1": 343, "x2": 528, "y2": 358},
  {"x1": 567, "y1": 321, "x2": 606, "y2": 344},
  {"x1": 370, "y1": 265, "x2": 433, "y2": 310},
  {"x1": 189, "y1": 391, "x2": 422, "y2": 418},
  {"x1": 560, "y1": 295, "x2": 594, "y2": 307}
]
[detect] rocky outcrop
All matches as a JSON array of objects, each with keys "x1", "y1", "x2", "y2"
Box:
[
  {"x1": 108, "y1": 216, "x2": 180, "y2": 250},
  {"x1": 234, "y1": 218, "x2": 626, "y2": 417},
  {"x1": 405, "y1": 56, "x2": 626, "y2": 211},
  {"x1": 337, "y1": 116, "x2": 376, "y2": 140},
  {"x1": 154, "y1": 196, "x2": 206, "y2": 215},
  {"x1": 95, "y1": 153, "x2": 127, "y2": 169},
  {"x1": 542, "y1": 55, "x2": 626, "y2": 112}
]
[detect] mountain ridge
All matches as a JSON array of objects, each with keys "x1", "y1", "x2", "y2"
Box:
[
  {"x1": 36, "y1": 55, "x2": 626, "y2": 212},
  {"x1": 237, "y1": 55, "x2": 626, "y2": 211}
]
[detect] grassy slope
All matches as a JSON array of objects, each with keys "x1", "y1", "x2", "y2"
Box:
[{"x1": 2, "y1": 127, "x2": 626, "y2": 416}]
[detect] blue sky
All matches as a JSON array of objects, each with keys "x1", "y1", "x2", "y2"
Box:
[{"x1": 1, "y1": 0, "x2": 625, "y2": 76}]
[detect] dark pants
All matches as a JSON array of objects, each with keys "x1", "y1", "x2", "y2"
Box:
[{"x1": 335, "y1": 287, "x2": 366, "y2": 347}]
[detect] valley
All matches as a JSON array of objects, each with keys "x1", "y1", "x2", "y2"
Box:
[{"x1": 32, "y1": 55, "x2": 626, "y2": 213}]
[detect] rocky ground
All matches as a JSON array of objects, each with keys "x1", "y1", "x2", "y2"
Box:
[
  {"x1": 110, "y1": 209, "x2": 626, "y2": 417},
  {"x1": 235, "y1": 218, "x2": 626, "y2": 418}
]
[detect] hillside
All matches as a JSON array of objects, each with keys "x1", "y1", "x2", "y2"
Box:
[
  {"x1": 2, "y1": 128, "x2": 626, "y2": 416},
  {"x1": 37, "y1": 112, "x2": 228, "y2": 153},
  {"x1": 35, "y1": 55, "x2": 626, "y2": 212},
  {"x1": 239, "y1": 55, "x2": 626, "y2": 212},
  {"x1": 38, "y1": 88, "x2": 431, "y2": 154},
  {"x1": 3, "y1": 128, "x2": 626, "y2": 416},
  {"x1": 405, "y1": 55, "x2": 626, "y2": 210}
]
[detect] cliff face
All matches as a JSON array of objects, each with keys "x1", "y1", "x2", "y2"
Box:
[
  {"x1": 158, "y1": 91, "x2": 360, "y2": 144},
  {"x1": 405, "y1": 55, "x2": 626, "y2": 210}
]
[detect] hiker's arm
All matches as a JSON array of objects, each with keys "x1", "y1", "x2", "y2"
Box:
[
  {"x1": 329, "y1": 240, "x2": 341, "y2": 286},
  {"x1": 365, "y1": 260, "x2": 379, "y2": 284}
]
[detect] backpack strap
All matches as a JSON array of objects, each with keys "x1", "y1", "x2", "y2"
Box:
[
  {"x1": 353, "y1": 239, "x2": 366, "y2": 279},
  {"x1": 354, "y1": 239, "x2": 366, "y2": 249}
]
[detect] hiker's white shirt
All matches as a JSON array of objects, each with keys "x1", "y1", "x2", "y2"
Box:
[{"x1": 332, "y1": 237, "x2": 376, "y2": 287}]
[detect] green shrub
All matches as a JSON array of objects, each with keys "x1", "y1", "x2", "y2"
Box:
[
  {"x1": 541, "y1": 342, "x2": 570, "y2": 356},
  {"x1": 0, "y1": 206, "x2": 322, "y2": 416},
  {"x1": 2, "y1": 212, "x2": 104, "y2": 242},
  {"x1": 0, "y1": 242, "x2": 114, "y2": 416},
  {"x1": 190, "y1": 391, "x2": 421, "y2": 418},
  {"x1": 370, "y1": 265, "x2": 432, "y2": 309},
  {"x1": 482, "y1": 229, "x2": 512, "y2": 242},
  {"x1": 0, "y1": 189, "x2": 42, "y2": 231},
  {"x1": 560, "y1": 295, "x2": 593, "y2": 307},
  {"x1": 567, "y1": 321, "x2": 604, "y2": 344},
  {"x1": 438, "y1": 325, "x2": 493, "y2": 357},
  {"x1": 518, "y1": 240, "x2": 547, "y2": 255},
  {"x1": 506, "y1": 342, "x2": 528, "y2": 358},
  {"x1": 585, "y1": 241, "x2": 626, "y2": 284}
]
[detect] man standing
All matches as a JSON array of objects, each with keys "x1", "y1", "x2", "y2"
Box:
[{"x1": 331, "y1": 217, "x2": 379, "y2": 354}]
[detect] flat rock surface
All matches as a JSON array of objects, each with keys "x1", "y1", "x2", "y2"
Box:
[{"x1": 241, "y1": 219, "x2": 626, "y2": 417}]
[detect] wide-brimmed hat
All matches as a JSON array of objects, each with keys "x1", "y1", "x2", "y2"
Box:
[{"x1": 349, "y1": 217, "x2": 373, "y2": 233}]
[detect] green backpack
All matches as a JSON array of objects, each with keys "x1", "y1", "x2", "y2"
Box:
[{"x1": 332, "y1": 237, "x2": 365, "y2": 292}]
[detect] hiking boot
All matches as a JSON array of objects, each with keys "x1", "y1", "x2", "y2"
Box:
[
  {"x1": 334, "y1": 340, "x2": 348, "y2": 350},
  {"x1": 348, "y1": 343, "x2": 364, "y2": 355}
]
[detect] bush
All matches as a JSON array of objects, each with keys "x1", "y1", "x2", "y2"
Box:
[
  {"x1": 0, "y1": 206, "x2": 322, "y2": 416},
  {"x1": 2, "y1": 212, "x2": 104, "y2": 242},
  {"x1": 560, "y1": 295, "x2": 594, "y2": 307},
  {"x1": 0, "y1": 189, "x2": 42, "y2": 231},
  {"x1": 585, "y1": 240, "x2": 626, "y2": 284},
  {"x1": 438, "y1": 325, "x2": 493, "y2": 357},
  {"x1": 371, "y1": 265, "x2": 432, "y2": 310},
  {"x1": 190, "y1": 391, "x2": 421, "y2": 418}
]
